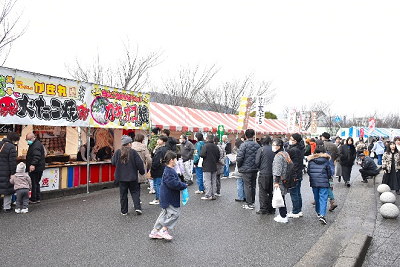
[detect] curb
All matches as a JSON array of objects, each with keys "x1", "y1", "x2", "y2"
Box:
[{"x1": 295, "y1": 171, "x2": 378, "y2": 267}]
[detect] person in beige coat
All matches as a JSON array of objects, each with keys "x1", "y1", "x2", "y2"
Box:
[{"x1": 131, "y1": 133, "x2": 152, "y2": 200}]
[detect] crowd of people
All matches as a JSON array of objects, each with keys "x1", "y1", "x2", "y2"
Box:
[{"x1": 2, "y1": 127, "x2": 400, "y2": 241}]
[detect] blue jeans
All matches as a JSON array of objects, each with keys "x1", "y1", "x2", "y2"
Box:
[
  {"x1": 195, "y1": 166, "x2": 204, "y2": 191},
  {"x1": 223, "y1": 157, "x2": 230, "y2": 177},
  {"x1": 312, "y1": 187, "x2": 329, "y2": 217},
  {"x1": 237, "y1": 178, "x2": 246, "y2": 200},
  {"x1": 377, "y1": 154, "x2": 383, "y2": 165},
  {"x1": 289, "y1": 179, "x2": 302, "y2": 214},
  {"x1": 153, "y1": 177, "x2": 162, "y2": 200}
]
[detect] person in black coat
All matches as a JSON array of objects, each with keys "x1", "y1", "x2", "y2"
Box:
[
  {"x1": 359, "y1": 153, "x2": 380, "y2": 183},
  {"x1": 0, "y1": 132, "x2": 20, "y2": 211},
  {"x1": 149, "y1": 135, "x2": 168, "y2": 205},
  {"x1": 199, "y1": 133, "x2": 220, "y2": 200},
  {"x1": 112, "y1": 135, "x2": 145, "y2": 215},
  {"x1": 255, "y1": 135, "x2": 275, "y2": 214},
  {"x1": 162, "y1": 129, "x2": 177, "y2": 152},
  {"x1": 338, "y1": 137, "x2": 357, "y2": 187},
  {"x1": 236, "y1": 129, "x2": 261, "y2": 209},
  {"x1": 286, "y1": 133, "x2": 305, "y2": 218},
  {"x1": 25, "y1": 132, "x2": 46, "y2": 204}
]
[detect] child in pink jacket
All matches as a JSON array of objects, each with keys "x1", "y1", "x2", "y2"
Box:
[{"x1": 10, "y1": 162, "x2": 32, "y2": 214}]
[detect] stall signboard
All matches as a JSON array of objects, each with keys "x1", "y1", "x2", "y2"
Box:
[
  {"x1": 40, "y1": 168, "x2": 59, "y2": 191},
  {"x1": 0, "y1": 66, "x2": 150, "y2": 130},
  {"x1": 0, "y1": 67, "x2": 91, "y2": 127},
  {"x1": 89, "y1": 84, "x2": 150, "y2": 129}
]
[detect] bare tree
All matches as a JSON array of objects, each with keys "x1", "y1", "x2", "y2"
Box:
[
  {"x1": 203, "y1": 74, "x2": 276, "y2": 114},
  {"x1": 152, "y1": 63, "x2": 220, "y2": 108},
  {"x1": 0, "y1": 0, "x2": 27, "y2": 65},
  {"x1": 66, "y1": 41, "x2": 162, "y2": 92}
]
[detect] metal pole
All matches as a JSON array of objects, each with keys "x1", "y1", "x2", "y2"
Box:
[{"x1": 86, "y1": 127, "x2": 91, "y2": 194}]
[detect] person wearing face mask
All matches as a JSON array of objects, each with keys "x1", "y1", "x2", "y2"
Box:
[
  {"x1": 271, "y1": 138, "x2": 289, "y2": 223},
  {"x1": 285, "y1": 133, "x2": 305, "y2": 219},
  {"x1": 25, "y1": 132, "x2": 46, "y2": 204},
  {"x1": 179, "y1": 135, "x2": 195, "y2": 186}
]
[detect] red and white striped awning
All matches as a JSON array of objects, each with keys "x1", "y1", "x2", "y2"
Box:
[{"x1": 150, "y1": 102, "x2": 310, "y2": 135}]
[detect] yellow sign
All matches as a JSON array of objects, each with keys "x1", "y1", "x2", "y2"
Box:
[{"x1": 14, "y1": 76, "x2": 78, "y2": 99}]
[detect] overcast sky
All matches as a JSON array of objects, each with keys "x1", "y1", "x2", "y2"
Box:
[{"x1": 5, "y1": 0, "x2": 400, "y2": 119}]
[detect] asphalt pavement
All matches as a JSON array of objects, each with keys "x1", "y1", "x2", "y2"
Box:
[{"x1": 0, "y1": 164, "x2": 392, "y2": 267}]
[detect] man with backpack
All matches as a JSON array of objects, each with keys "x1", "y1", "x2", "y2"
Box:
[{"x1": 286, "y1": 133, "x2": 305, "y2": 219}]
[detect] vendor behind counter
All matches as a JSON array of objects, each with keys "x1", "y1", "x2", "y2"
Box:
[{"x1": 77, "y1": 139, "x2": 95, "y2": 161}]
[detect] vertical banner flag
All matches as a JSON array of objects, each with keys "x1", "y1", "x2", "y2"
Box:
[
  {"x1": 287, "y1": 108, "x2": 297, "y2": 133},
  {"x1": 238, "y1": 97, "x2": 252, "y2": 130},
  {"x1": 368, "y1": 118, "x2": 376, "y2": 134},
  {"x1": 360, "y1": 128, "x2": 364, "y2": 138},
  {"x1": 255, "y1": 96, "x2": 265, "y2": 125},
  {"x1": 310, "y1": 111, "x2": 318, "y2": 134},
  {"x1": 299, "y1": 111, "x2": 306, "y2": 131}
]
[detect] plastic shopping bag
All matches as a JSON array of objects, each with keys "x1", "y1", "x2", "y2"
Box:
[
  {"x1": 182, "y1": 188, "x2": 189, "y2": 206},
  {"x1": 272, "y1": 188, "x2": 285, "y2": 208}
]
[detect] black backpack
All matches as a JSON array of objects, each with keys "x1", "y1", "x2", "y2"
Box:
[{"x1": 278, "y1": 152, "x2": 296, "y2": 189}]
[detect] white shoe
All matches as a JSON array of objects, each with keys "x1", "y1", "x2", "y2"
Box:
[
  {"x1": 194, "y1": 190, "x2": 204, "y2": 194},
  {"x1": 21, "y1": 208, "x2": 28, "y2": 213},
  {"x1": 15, "y1": 208, "x2": 21, "y2": 214},
  {"x1": 149, "y1": 189, "x2": 155, "y2": 194},
  {"x1": 274, "y1": 215, "x2": 288, "y2": 223},
  {"x1": 149, "y1": 199, "x2": 159, "y2": 205},
  {"x1": 287, "y1": 212, "x2": 302, "y2": 218}
]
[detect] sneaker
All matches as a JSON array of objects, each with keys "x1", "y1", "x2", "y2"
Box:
[
  {"x1": 235, "y1": 198, "x2": 246, "y2": 202},
  {"x1": 211, "y1": 196, "x2": 217, "y2": 200},
  {"x1": 319, "y1": 216, "x2": 327, "y2": 225},
  {"x1": 338, "y1": 176, "x2": 341, "y2": 182},
  {"x1": 346, "y1": 182, "x2": 351, "y2": 187},
  {"x1": 149, "y1": 189, "x2": 155, "y2": 194},
  {"x1": 158, "y1": 229, "x2": 173, "y2": 240},
  {"x1": 287, "y1": 212, "x2": 302, "y2": 218},
  {"x1": 135, "y1": 210, "x2": 142, "y2": 215},
  {"x1": 15, "y1": 208, "x2": 21, "y2": 214},
  {"x1": 3, "y1": 208, "x2": 11, "y2": 213},
  {"x1": 317, "y1": 213, "x2": 321, "y2": 218},
  {"x1": 361, "y1": 179, "x2": 368, "y2": 183},
  {"x1": 21, "y1": 208, "x2": 28, "y2": 213},
  {"x1": 242, "y1": 204, "x2": 255, "y2": 210},
  {"x1": 274, "y1": 215, "x2": 288, "y2": 223},
  {"x1": 201, "y1": 196, "x2": 212, "y2": 200},
  {"x1": 121, "y1": 212, "x2": 128, "y2": 215},
  {"x1": 256, "y1": 210, "x2": 268, "y2": 214},
  {"x1": 149, "y1": 199, "x2": 159, "y2": 205},
  {"x1": 215, "y1": 193, "x2": 221, "y2": 197},
  {"x1": 149, "y1": 230, "x2": 163, "y2": 239},
  {"x1": 195, "y1": 190, "x2": 204, "y2": 194}
]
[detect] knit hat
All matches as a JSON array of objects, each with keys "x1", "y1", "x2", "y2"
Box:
[
  {"x1": 16, "y1": 162, "x2": 26, "y2": 173},
  {"x1": 292, "y1": 133, "x2": 302, "y2": 143},
  {"x1": 121, "y1": 135, "x2": 133, "y2": 145}
]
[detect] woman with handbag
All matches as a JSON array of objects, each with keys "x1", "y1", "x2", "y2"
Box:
[{"x1": 382, "y1": 141, "x2": 400, "y2": 195}]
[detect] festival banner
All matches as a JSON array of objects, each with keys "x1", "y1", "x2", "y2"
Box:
[
  {"x1": 238, "y1": 97, "x2": 252, "y2": 130},
  {"x1": 0, "y1": 67, "x2": 90, "y2": 127},
  {"x1": 89, "y1": 85, "x2": 150, "y2": 129},
  {"x1": 310, "y1": 111, "x2": 318, "y2": 134},
  {"x1": 255, "y1": 96, "x2": 265, "y2": 125},
  {"x1": 368, "y1": 118, "x2": 376, "y2": 134},
  {"x1": 287, "y1": 108, "x2": 297, "y2": 133}
]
